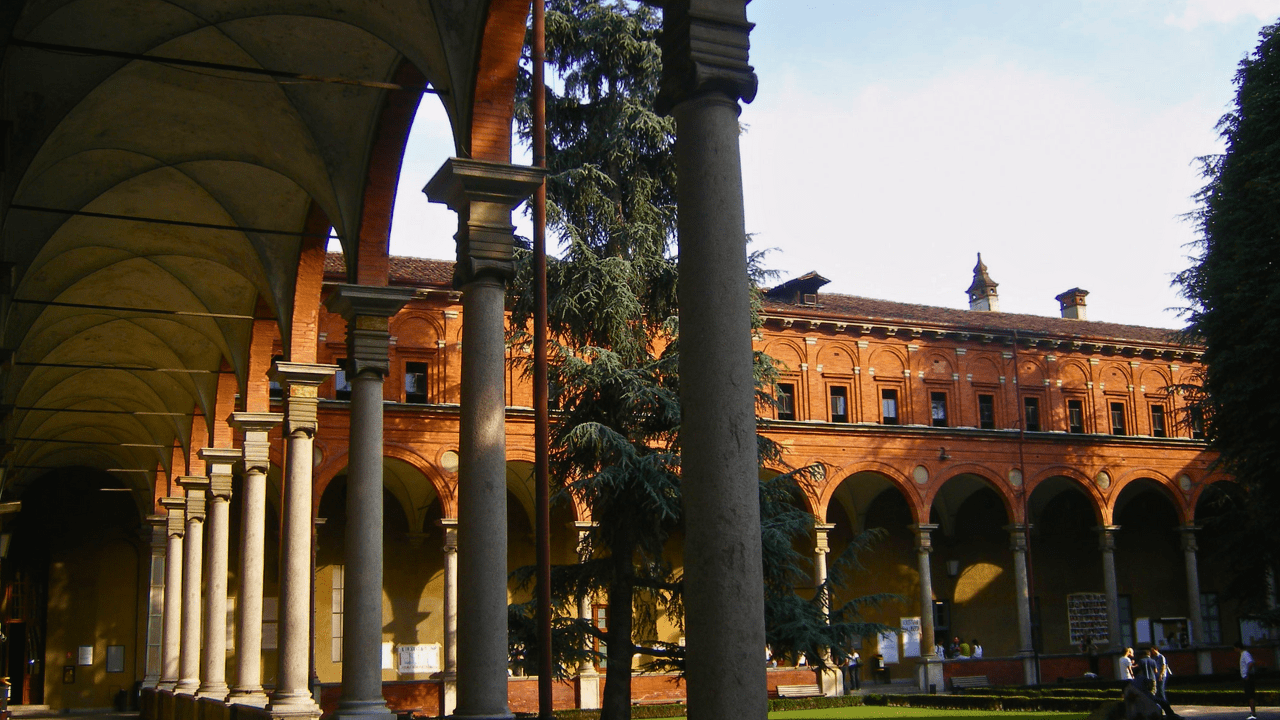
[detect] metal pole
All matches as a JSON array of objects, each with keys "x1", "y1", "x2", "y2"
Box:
[{"x1": 532, "y1": 0, "x2": 553, "y2": 716}]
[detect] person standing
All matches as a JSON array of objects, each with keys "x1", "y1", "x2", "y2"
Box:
[
  {"x1": 1082, "y1": 634, "x2": 1099, "y2": 675},
  {"x1": 1236, "y1": 641, "x2": 1257, "y2": 720},
  {"x1": 1150, "y1": 646, "x2": 1178, "y2": 719},
  {"x1": 1120, "y1": 647, "x2": 1135, "y2": 680},
  {"x1": 845, "y1": 650, "x2": 861, "y2": 693}
]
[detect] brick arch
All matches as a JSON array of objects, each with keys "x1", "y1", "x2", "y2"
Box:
[
  {"x1": 926, "y1": 464, "x2": 1018, "y2": 524},
  {"x1": 814, "y1": 341, "x2": 859, "y2": 374},
  {"x1": 1110, "y1": 469, "x2": 1189, "y2": 525},
  {"x1": 867, "y1": 346, "x2": 907, "y2": 379},
  {"x1": 1191, "y1": 477, "x2": 1243, "y2": 521},
  {"x1": 762, "y1": 338, "x2": 805, "y2": 372},
  {"x1": 504, "y1": 449, "x2": 591, "y2": 523},
  {"x1": 1057, "y1": 359, "x2": 1090, "y2": 389},
  {"x1": 392, "y1": 312, "x2": 446, "y2": 345},
  {"x1": 1015, "y1": 355, "x2": 1046, "y2": 385},
  {"x1": 311, "y1": 444, "x2": 453, "y2": 518},
  {"x1": 967, "y1": 354, "x2": 1001, "y2": 385},
  {"x1": 760, "y1": 463, "x2": 820, "y2": 516},
  {"x1": 1139, "y1": 366, "x2": 1171, "y2": 394},
  {"x1": 920, "y1": 351, "x2": 955, "y2": 380},
  {"x1": 1027, "y1": 465, "x2": 1107, "y2": 525},
  {"x1": 469, "y1": 0, "x2": 533, "y2": 161},
  {"x1": 817, "y1": 460, "x2": 923, "y2": 525},
  {"x1": 1099, "y1": 362, "x2": 1132, "y2": 389}
]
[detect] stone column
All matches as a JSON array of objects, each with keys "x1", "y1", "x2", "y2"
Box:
[
  {"x1": 267, "y1": 363, "x2": 338, "y2": 720},
  {"x1": 144, "y1": 514, "x2": 168, "y2": 688},
  {"x1": 912, "y1": 524, "x2": 942, "y2": 692},
  {"x1": 323, "y1": 291, "x2": 413, "y2": 720},
  {"x1": 175, "y1": 477, "x2": 210, "y2": 695},
  {"x1": 1097, "y1": 525, "x2": 1121, "y2": 677},
  {"x1": 197, "y1": 448, "x2": 239, "y2": 701},
  {"x1": 1008, "y1": 524, "x2": 1036, "y2": 684},
  {"x1": 573, "y1": 521, "x2": 600, "y2": 710},
  {"x1": 227, "y1": 412, "x2": 282, "y2": 707},
  {"x1": 813, "y1": 524, "x2": 840, "y2": 696},
  {"x1": 158, "y1": 498, "x2": 187, "y2": 693},
  {"x1": 426, "y1": 157, "x2": 544, "y2": 720},
  {"x1": 654, "y1": 4, "x2": 766, "y2": 719},
  {"x1": 439, "y1": 517, "x2": 458, "y2": 717},
  {"x1": 1181, "y1": 525, "x2": 1213, "y2": 674}
]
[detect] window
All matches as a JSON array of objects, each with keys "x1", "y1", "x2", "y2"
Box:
[
  {"x1": 829, "y1": 386, "x2": 849, "y2": 423},
  {"x1": 268, "y1": 354, "x2": 284, "y2": 400},
  {"x1": 1023, "y1": 396, "x2": 1041, "y2": 432},
  {"x1": 1201, "y1": 592, "x2": 1221, "y2": 644},
  {"x1": 331, "y1": 565, "x2": 344, "y2": 662},
  {"x1": 1150, "y1": 404, "x2": 1167, "y2": 438},
  {"x1": 776, "y1": 383, "x2": 796, "y2": 421},
  {"x1": 933, "y1": 600, "x2": 951, "y2": 634},
  {"x1": 977, "y1": 394, "x2": 995, "y2": 429},
  {"x1": 930, "y1": 391, "x2": 948, "y2": 427},
  {"x1": 1031, "y1": 596, "x2": 1043, "y2": 653},
  {"x1": 880, "y1": 388, "x2": 899, "y2": 425},
  {"x1": 1068, "y1": 399, "x2": 1085, "y2": 434},
  {"x1": 1190, "y1": 407, "x2": 1205, "y2": 440},
  {"x1": 1110, "y1": 402, "x2": 1127, "y2": 435},
  {"x1": 405, "y1": 362, "x2": 428, "y2": 403},
  {"x1": 1118, "y1": 594, "x2": 1134, "y2": 648},
  {"x1": 593, "y1": 603, "x2": 608, "y2": 669},
  {"x1": 335, "y1": 358, "x2": 352, "y2": 401}
]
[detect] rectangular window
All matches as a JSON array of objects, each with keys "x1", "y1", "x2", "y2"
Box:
[
  {"x1": 777, "y1": 383, "x2": 796, "y2": 421},
  {"x1": 331, "y1": 565, "x2": 344, "y2": 663},
  {"x1": 405, "y1": 362, "x2": 428, "y2": 403},
  {"x1": 930, "y1": 391, "x2": 948, "y2": 427},
  {"x1": 933, "y1": 600, "x2": 951, "y2": 633},
  {"x1": 1110, "y1": 401, "x2": 1127, "y2": 435},
  {"x1": 1118, "y1": 594, "x2": 1134, "y2": 648},
  {"x1": 1201, "y1": 592, "x2": 1221, "y2": 644},
  {"x1": 1190, "y1": 407, "x2": 1205, "y2": 440},
  {"x1": 977, "y1": 394, "x2": 995, "y2": 429},
  {"x1": 1023, "y1": 396, "x2": 1041, "y2": 432},
  {"x1": 881, "y1": 388, "x2": 899, "y2": 425},
  {"x1": 1068, "y1": 399, "x2": 1085, "y2": 434},
  {"x1": 335, "y1": 358, "x2": 352, "y2": 401},
  {"x1": 268, "y1": 355, "x2": 284, "y2": 400},
  {"x1": 829, "y1": 386, "x2": 849, "y2": 423},
  {"x1": 594, "y1": 604, "x2": 608, "y2": 669},
  {"x1": 1150, "y1": 404, "x2": 1167, "y2": 438}
]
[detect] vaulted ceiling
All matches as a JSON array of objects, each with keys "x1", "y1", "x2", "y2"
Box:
[{"x1": 0, "y1": 0, "x2": 522, "y2": 502}]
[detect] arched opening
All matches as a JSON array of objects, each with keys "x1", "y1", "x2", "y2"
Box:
[
  {"x1": 1193, "y1": 481, "x2": 1251, "y2": 646},
  {"x1": 1028, "y1": 475, "x2": 1104, "y2": 655},
  {"x1": 1114, "y1": 478, "x2": 1185, "y2": 649}
]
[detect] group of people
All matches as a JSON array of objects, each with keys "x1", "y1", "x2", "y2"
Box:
[
  {"x1": 934, "y1": 636, "x2": 983, "y2": 659},
  {"x1": 1119, "y1": 642, "x2": 1259, "y2": 720}
]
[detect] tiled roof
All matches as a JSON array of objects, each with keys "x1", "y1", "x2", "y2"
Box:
[
  {"x1": 325, "y1": 252, "x2": 453, "y2": 287},
  {"x1": 762, "y1": 293, "x2": 1188, "y2": 347}
]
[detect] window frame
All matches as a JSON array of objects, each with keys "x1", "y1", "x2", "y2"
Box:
[
  {"x1": 1150, "y1": 403, "x2": 1167, "y2": 438},
  {"x1": 335, "y1": 358, "x2": 353, "y2": 401},
  {"x1": 880, "y1": 387, "x2": 900, "y2": 425},
  {"x1": 776, "y1": 382, "x2": 797, "y2": 421},
  {"x1": 929, "y1": 390, "x2": 948, "y2": 428},
  {"x1": 1110, "y1": 400, "x2": 1127, "y2": 435},
  {"x1": 977, "y1": 393, "x2": 996, "y2": 430},
  {"x1": 405, "y1": 361, "x2": 429, "y2": 404},
  {"x1": 1022, "y1": 395, "x2": 1041, "y2": 432},
  {"x1": 1067, "y1": 398, "x2": 1086, "y2": 434},
  {"x1": 828, "y1": 384, "x2": 849, "y2": 423}
]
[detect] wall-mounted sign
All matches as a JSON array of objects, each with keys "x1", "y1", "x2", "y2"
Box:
[
  {"x1": 396, "y1": 643, "x2": 442, "y2": 674},
  {"x1": 106, "y1": 645, "x2": 125, "y2": 673},
  {"x1": 76, "y1": 646, "x2": 93, "y2": 666}
]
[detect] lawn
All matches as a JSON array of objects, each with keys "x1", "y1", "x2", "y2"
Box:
[{"x1": 644, "y1": 709, "x2": 1090, "y2": 720}]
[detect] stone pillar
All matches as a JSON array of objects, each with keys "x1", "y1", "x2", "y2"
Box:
[
  {"x1": 175, "y1": 477, "x2": 210, "y2": 695},
  {"x1": 227, "y1": 412, "x2": 282, "y2": 707},
  {"x1": 912, "y1": 524, "x2": 943, "y2": 692},
  {"x1": 197, "y1": 449, "x2": 239, "y2": 701},
  {"x1": 813, "y1": 524, "x2": 840, "y2": 696},
  {"x1": 1181, "y1": 525, "x2": 1213, "y2": 674},
  {"x1": 439, "y1": 517, "x2": 458, "y2": 717},
  {"x1": 1008, "y1": 524, "x2": 1036, "y2": 684},
  {"x1": 144, "y1": 514, "x2": 168, "y2": 688},
  {"x1": 573, "y1": 522, "x2": 600, "y2": 710},
  {"x1": 426, "y1": 157, "x2": 544, "y2": 720},
  {"x1": 267, "y1": 363, "x2": 338, "y2": 720},
  {"x1": 158, "y1": 498, "x2": 187, "y2": 693},
  {"x1": 1097, "y1": 525, "x2": 1121, "y2": 677},
  {"x1": 323, "y1": 291, "x2": 414, "y2": 720},
  {"x1": 654, "y1": 4, "x2": 765, "y2": 719}
]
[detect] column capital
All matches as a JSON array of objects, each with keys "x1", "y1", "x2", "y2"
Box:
[
  {"x1": 199, "y1": 447, "x2": 239, "y2": 499},
  {"x1": 1005, "y1": 524, "x2": 1033, "y2": 552},
  {"x1": 439, "y1": 517, "x2": 458, "y2": 552},
  {"x1": 146, "y1": 513, "x2": 168, "y2": 550},
  {"x1": 269, "y1": 362, "x2": 338, "y2": 434},
  {"x1": 656, "y1": 0, "x2": 758, "y2": 115},
  {"x1": 230, "y1": 411, "x2": 282, "y2": 472},
  {"x1": 573, "y1": 520, "x2": 597, "y2": 559},
  {"x1": 1180, "y1": 524, "x2": 1201, "y2": 552},
  {"x1": 813, "y1": 522, "x2": 835, "y2": 554},
  {"x1": 1095, "y1": 524, "x2": 1120, "y2": 552},
  {"x1": 424, "y1": 158, "x2": 546, "y2": 286},
  {"x1": 159, "y1": 497, "x2": 186, "y2": 537},
  {"x1": 323, "y1": 286, "x2": 414, "y2": 377},
  {"x1": 177, "y1": 477, "x2": 210, "y2": 521},
  {"x1": 911, "y1": 523, "x2": 939, "y2": 552}
]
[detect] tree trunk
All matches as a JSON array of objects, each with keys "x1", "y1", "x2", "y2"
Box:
[{"x1": 600, "y1": 539, "x2": 635, "y2": 720}]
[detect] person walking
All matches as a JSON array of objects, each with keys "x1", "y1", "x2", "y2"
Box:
[
  {"x1": 1082, "y1": 634, "x2": 1100, "y2": 675},
  {"x1": 1236, "y1": 641, "x2": 1257, "y2": 720},
  {"x1": 1150, "y1": 646, "x2": 1179, "y2": 719}
]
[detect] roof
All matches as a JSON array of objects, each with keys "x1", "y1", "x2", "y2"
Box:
[{"x1": 325, "y1": 253, "x2": 454, "y2": 287}]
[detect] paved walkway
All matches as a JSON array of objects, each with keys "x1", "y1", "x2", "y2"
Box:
[{"x1": 1174, "y1": 705, "x2": 1279, "y2": 720}]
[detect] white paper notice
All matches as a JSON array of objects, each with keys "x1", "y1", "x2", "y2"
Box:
[
  {"x1": 397, "y1": 644, "x2": 442, "y2": 674},
  {"x1": 900, "y1": 617, "x2": 921, "y2": 658},
  {"x1": 878, "y1": 630, "x2": 899, "y2": 664}
]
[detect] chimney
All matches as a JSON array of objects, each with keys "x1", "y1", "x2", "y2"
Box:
[
  {"x1": 966, "y1": 253, "x2": 1000, "y2": 312},
  {"x1": 1055, "y1": 288, "x2": 1089, "y2": 320}
]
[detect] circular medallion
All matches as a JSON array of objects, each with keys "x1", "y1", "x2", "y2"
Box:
[
  {"x1": 441, "y1": 450, "x2": 460, "y2": 474},
  {"x1": 1008, "y1": 468, "x2": 1023, "y2": 487},
  {"x1": 912, "y1": 465, "x2": 929, "y2": 485},
  {"x1": 1178, "y1": 474, "x2": 1193, "y2": 492},
  {"x1": 1094, "y1": 471, "x2": 1111, "y2": 490}
]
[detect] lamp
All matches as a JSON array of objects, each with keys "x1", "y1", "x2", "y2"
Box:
[{"x1": 939, "y1": 447, "x2": 951, "y2": 461}]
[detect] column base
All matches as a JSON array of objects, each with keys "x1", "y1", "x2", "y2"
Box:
[
  {"x1": 917, "y1": 658, "x2": 943, "y2": 694},
  {"x1": 1018, "y1": 653, "x2": 1039, "y2": 686},
  {"x1": 1196, "y1": 648, "x2": 1213, "y2": 675},
  {"x1": 196, "y1": 683, "x2": 230, "y2": 702},
  {"x1": 440, "y1": 672, "x2": 457, "y2": 717},
  {"x1": 174, "y1": 680, "x2": 200, "y2": 696},
  {"x1": 575, "y1": 671, "x2": 600, "y2": 710},
  {"x1": 158, "y1": 681, "x2": 178, "y2": 693},
  {"x1": 330, "y1": 698, "x2": 394, "y2": 720},
  {"x1": 227, "y1": 689, "x2": 270, "y2": 708},
  {"x1": 817, "y1": 666, "x2": 842, "y2": 697},
  {"x1": 268, "y1": 704, "x2": 323, "y2": 720}
]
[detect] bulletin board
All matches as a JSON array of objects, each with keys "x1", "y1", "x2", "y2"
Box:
[{"x1": 1067, "y1": 592, "x2": 1109, "y2": 646}]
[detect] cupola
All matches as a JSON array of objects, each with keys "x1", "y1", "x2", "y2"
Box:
[
  {"x1": 1055, "y1": 288, "x2": 1089, "y2": 320},
  {"x1": 966, "y1": 254, "x2": 1000, "y2": 312}
]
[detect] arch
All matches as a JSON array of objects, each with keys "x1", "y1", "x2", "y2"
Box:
[
  {"x1": 814, "y1": 341, "x2": 858, "y2": 375},
  {"x1": 1190, "y1": 477, "x2": 1242, "y2": 519},
  {"x1": 968, "y1": 355, "x2": 1000, "y2": 385},
  {"x1": 762, "y1": 338, "x2": 805, "y2": 372},
  {"x1": 760, "y1": 465, "x2": 820, "y2": 517},
  {"x1": 1111, "y1": 472, "x2": 1188, "y2": 525},
  {"x1": 1015, "y1": 356, "x2": 1046, "y2": 386},
  {"x1": 818, "y1": 462, "x2": 922, "y2": 528},
  {"x1": 1140, "y1": 367, "x2": 1171, "y2": 394},
  {"x1": 920, "y1": 351, "x2": 955, "y2": 380},
  {"x1": 1027, "y1": 470, "x2": 1105, "y2": 527},
  {"x1": 1058, "y1": 360, "x2": 1090, "y2": 389},
  {"x1": 925, "y1": 466, "x2": 1017, "y2": 528},
  {"x1": 1099, "y1": 362, "x2": 1132, "y2": 390},
  {"x1": 867, "y1": 346, "x2": 906, "y2": 379}
]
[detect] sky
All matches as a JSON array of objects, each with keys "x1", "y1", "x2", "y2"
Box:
[{"x1": 382, "y1": 0, "x2": 1280, "y2": 330}]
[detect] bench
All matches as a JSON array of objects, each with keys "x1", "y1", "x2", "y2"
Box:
[
  {"x1": 776, "y1": 684, "x2": 824, "y2": 698},
  {"x1": 950, "y1": 675, "x2": 990, "y2": 692}
]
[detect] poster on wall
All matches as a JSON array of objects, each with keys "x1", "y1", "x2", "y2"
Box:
[
  {"x1": 396, "y1": 644, "x2": 442, "y2": 674},
  {"x1": 900, "y1": 617, "x2": 921, "y2": 658},
  {"x1": 77, "y1": 646, "x2": 93, "y2": 666},
  {"x1": 106, "y1": 645, "x2": 125, "y2": 673},
  {"x1": 1240, "y1": 617, "x2": 1279, "y2": 646},
  {"x1": 878, "y1": 630, "x2": 899, "y2": 665},
  {"x1": 1066, "y1": 593, "x2": 1109, "y2": 646}
]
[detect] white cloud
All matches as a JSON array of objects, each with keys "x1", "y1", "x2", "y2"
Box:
[{"x1": 1166, "y1": 0, "x2": 1280, "y2": 29}]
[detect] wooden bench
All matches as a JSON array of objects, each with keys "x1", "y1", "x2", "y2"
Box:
[
  {"x1": 950, "y1": 675, "x2": 991, "y2": 692},
  {"x1": 776, "y1": 684, "x2": 824, "y2": 698}
]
